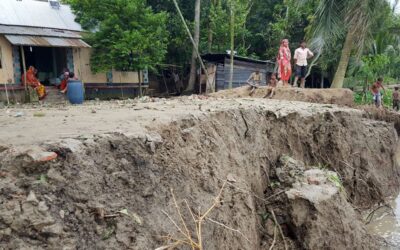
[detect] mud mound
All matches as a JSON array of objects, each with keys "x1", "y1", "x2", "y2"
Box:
[
  {"x1": 271, "y1": 156, "x2": 378, "y2": 249},
  {"x1": 360, "y1": 105, "x2": 400, "y2": 135},
  {"x1": 211, "y1": 86, "x2": 354, "y2": 106},
  {"x1": 0, "y1": 102, "x2": 399, "y2": 249}
]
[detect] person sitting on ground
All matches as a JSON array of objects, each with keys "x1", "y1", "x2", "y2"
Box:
[
  {"x1": 60, "y1": 72, "x2": 78, "y2": 94},
  {"x1": 21, "y1": 66, "x2": 46, "y2": 100},
  {"x1": 247, "y1": 69, "x2": 263, "y2": 96},
  {"x1": 264, "y1": 74, "x2": 278, "y2": 98},
  {"x1": 59, "y1": 72, "x2": 69, "y2": 93},
  {"x1": 370, "y1": 77, "x2": 386, "y2": 108},
  {"x1": 393, "y1": 86, "x2": 400, "y2": 111}
]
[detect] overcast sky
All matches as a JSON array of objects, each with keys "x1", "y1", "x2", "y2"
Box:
[{"x1": 391, "y1": 0, "x2": 400, "y2": 13}]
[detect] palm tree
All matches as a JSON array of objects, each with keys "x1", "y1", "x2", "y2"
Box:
[{"x1": 303, "y1": 0, "x2": 389, "y2": 88}]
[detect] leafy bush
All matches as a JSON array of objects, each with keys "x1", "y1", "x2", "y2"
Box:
[{"x1": 354, "y1": 89, "x2": 393, "y2": 108}]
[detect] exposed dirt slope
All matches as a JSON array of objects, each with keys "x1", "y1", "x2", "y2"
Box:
[
  {"x1": 211, "y1": 86, "x2": 354, "y2": 106},
  {"x1": 0, "y1": 99, "x2": 398, "y2": 249}
]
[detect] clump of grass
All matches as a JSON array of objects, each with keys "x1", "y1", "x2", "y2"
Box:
[{"x1": 33, "y1": 112, "x2": 46, "y2": 117}]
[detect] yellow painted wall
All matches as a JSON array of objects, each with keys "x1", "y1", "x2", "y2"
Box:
[
  {"x1": 73, "y1": 47, "x2": 139, "y2": 84},
  {"x1": 0, "y1": 35, "x2": 14, "y2": 84},
  {"x1": 112, "y1": 70, "x2": 139, "y2": 83}
]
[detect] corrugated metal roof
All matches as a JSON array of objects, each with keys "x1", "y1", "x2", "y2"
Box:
[
  {"x1": 0, "y1": 0, "x2": 82, "y2": 31},
  {"x1": 5, "y1": 35, "x2": 90, "y2": 48},
  {"x1": 0, "y1": 25, "x2": 82, "y2": 38}
]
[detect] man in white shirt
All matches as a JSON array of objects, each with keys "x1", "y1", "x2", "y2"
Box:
[{"x1": 293, "y1": 41, "x2": 314, "y2": 88}]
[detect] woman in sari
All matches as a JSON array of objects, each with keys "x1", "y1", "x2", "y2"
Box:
[
  {"x1": 21, "y1": 66, "x2": 46, "y2": 100},
  {"x1": 277, "y1": 39, "x2": 292, "y2": 86}
]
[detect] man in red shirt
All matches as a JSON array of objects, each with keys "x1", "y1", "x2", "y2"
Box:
[{"x1": 370, "y1": 77, "x2": 386, "y2": 108}]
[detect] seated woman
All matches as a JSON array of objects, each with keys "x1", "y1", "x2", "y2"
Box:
[
  {"x1": 59, "y1": 72, "x2": 69, "y2": 93},
  {"x1": 60, "y1": 72, "x2": 78, "y2": 94},
  {"x1": 21, "y1": 66, "x2": 46, "y2": 100}
]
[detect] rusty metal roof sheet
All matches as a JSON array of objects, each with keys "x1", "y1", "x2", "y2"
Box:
[
  {"x1": 0, "y1": 25, "x2": 82, "y2": 38},
  {"x1": 5, "y1": 35, "x2": 90, "y2": 48},
  {"x1": 0, "y1": 0, "x2": 82, "y2": 31}
]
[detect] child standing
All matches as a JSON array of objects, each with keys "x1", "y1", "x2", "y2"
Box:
[
  {"x1": 393, "y1": 86, "x2": 400, "y2": 111},
  {"x1": 370, "y1": 77, "x2": 386, "y2": 108}
]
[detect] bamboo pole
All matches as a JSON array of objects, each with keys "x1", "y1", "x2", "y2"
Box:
[
  {"x1": 4, "y1": 81, "x2": 10, "y2": 106},
  {"x1": 139, "y1": 70, "x2": 142, "y2": 97},
  {"x1": 229, "y1": 0, "x2": 235, "y2": 89},
  {"x1": 172, "y1": 0, "x2": 210, "y2": 93},
  {"x1": 2, "y1": 50, "x2": 10, "y2": 105},
  {"x1": 20, "y1": 46, "x2": 29, "y2": 102}
]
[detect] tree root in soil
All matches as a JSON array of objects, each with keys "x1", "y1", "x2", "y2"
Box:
[
  {"x1": 270, "y1": 208, "x2": 288, "y2": 250},
  {"x1": 365, "y1": 204, "x2": 395, "y2": 225}
]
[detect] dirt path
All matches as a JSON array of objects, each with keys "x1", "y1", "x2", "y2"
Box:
[{"x1": 0, "y1": 97, "x2": 359, "y2": 146}]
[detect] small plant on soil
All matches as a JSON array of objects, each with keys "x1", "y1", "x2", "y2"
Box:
[
  {"x1": 33, "y1": 174, "x2": 47, "y2": 185},
  {"x1": 316, "y1": 163, "x2": 328, "y2": 171},
  {"x1": 270, "y1": 181, "x2": 281, "y2": 189},
  {"x1": 327, "y1": 173, "x2": 347, "y2": 197}
]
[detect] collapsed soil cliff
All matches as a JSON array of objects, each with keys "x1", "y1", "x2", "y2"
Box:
[
  {"x1": 211, "y1": 86, "x2": 354, "y2": 106},
  {"x1": 0, "y1": 100, "x2": 399, "y2": 249}
]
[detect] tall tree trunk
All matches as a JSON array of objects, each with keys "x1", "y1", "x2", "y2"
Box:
[
  {"x1": 229, "y1": 0, "x2": 235, "y2": 89},
  {"x1": 331, "y1": 30, "x2": 354, "y2": 88},
  {"x1": 187, "y1": 0, "x2": 201, "y2": 92},
  {"x1": 207, "y1": 23, "x2": 213, "y2": 53},
  {"x1": 207, "y1": 0, "x2": 216, "y2": 53}
]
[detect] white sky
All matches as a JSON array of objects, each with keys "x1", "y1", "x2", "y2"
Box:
[{"x1": 392, "y1": 0, "x2": 400, "y2": 13}]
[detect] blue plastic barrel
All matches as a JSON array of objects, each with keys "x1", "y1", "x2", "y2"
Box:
[{"x1": 67, "y1": 80, "x2": 84, "y2": 104}]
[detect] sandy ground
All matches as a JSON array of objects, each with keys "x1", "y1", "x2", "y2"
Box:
[{"x1": 0, "y1": 96, "x2": 361, "y2": 146}]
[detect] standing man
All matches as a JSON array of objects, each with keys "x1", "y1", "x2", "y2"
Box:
[
  {"x1": 293, "y1": 41, "x2": 314, "y2": 88},
  {"x1": 371, "y1": 77, "x2": 386, "y2": 108}
]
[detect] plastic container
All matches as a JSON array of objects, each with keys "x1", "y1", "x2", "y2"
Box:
[{"x1": 67, "y1": 80, "x2": 84, "y2": 104}]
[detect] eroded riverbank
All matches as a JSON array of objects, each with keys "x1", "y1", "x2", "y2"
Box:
[{"x1": 0, "y1": 97, "x2": 399, "y2": 249}]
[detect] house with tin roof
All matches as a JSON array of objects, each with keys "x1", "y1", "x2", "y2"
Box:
[{"x1": 0, "y1": 0, "x2": 143, "y2": 102}]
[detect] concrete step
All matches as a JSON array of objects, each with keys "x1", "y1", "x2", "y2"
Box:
[{"x1": 44, "y1": 87, "x2": 67, "y2": 104}]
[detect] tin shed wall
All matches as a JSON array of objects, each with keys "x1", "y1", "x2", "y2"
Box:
[
  {"x1": 217, "y1": 58, "x2": 269, "y2": 90},
  {"x1": 0, "y1": 35, "x2": 14, "y2": 83}
]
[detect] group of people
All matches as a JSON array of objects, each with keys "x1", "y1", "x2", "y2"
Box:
[
  {"x1": 59, "y1": 68, "x2": 78, "y2": 94},
  {"x1": 21, "y1": 66, "x2": 78, "y2": 100},
  {"x1": 370, "y1": 78, "x2": 400, "y2": 111},
  {"x1": 247, "y1": 39, "x2": 314, "y2": 97}
]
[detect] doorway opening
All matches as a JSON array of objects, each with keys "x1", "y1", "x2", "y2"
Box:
[{"x1": 20, "y1": 46, "x2": 67, "y2": 86}]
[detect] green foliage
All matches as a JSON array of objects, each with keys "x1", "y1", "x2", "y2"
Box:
[
  {"x1": 354, "y1": 89, "x2": 394, "y2": 108},
  {"x1": 202, "y1": 0, "x2": 252, "y2": 55},
  {"x1": 66, "y1": 0, "x2": 169, "y2": 72},
  {"x1": 65, "y1": 0, "x2": 400, "y2": 86},
  {"x1": 327, "y1": 173, "x2": 342, "y2": 189},
  {"x1": 34, "y1": 174, "x2": 47, "y2": 185}
]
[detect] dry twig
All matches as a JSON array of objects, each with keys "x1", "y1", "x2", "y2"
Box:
[
  {"x1": 159, "y1": 181, "x2": 235, "y2": 250},
  {"x1": 270, "y1": 209, "x2": 288, "y2": 250},
  {"x1": 365, "y1": 204, "x2": 395, "y2": 224},
  {"x1": 269, "y1": 224, "x2": 277, "y2": 250},
  {"x1": 206, "y1": 217, "x2": 251, "y2": 243}
]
